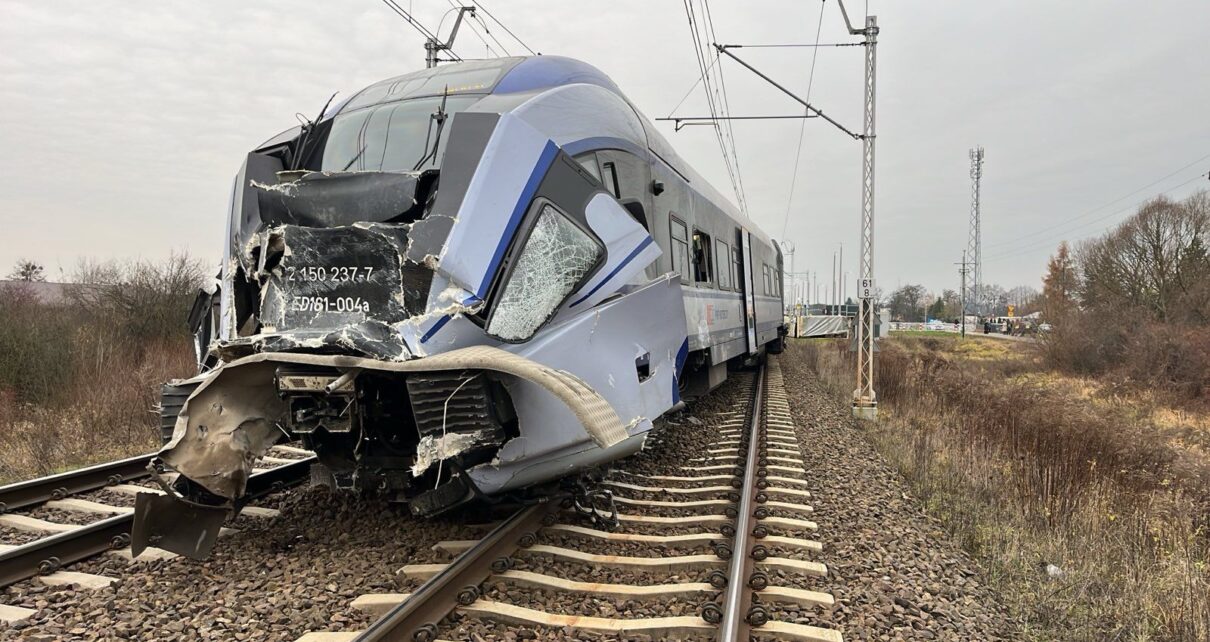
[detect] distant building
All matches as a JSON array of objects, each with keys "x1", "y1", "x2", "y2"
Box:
[{"x1": 0, "y1": 280, "x2": 75, "y2": 305}]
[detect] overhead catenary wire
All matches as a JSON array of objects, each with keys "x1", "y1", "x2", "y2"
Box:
[
  {"x1": 472, "y1": 12, "x2": 512, "y2": 56},
  {"x1": 781, "y1": 0, "x2": 827, "y2": 241},
  {"x1": 439, "y1": 0, "x2": 503, "y2": 58},
  {"x1": 983, "y1": 170, "x2": 1210, "y2": 263},
  {"x1": 683, "y1": 0, "x2": 740, "y2": 211},
  {"x1": 380, "y1": 0, "x2": 463, "y2": 61},
  {"x1": 681, "y1": 0, "x2": 747, "y2": 214},
  {"x1": 700, "y1": 0, "x2": 749, "y2": 215},
  {"x1": 665, "y1": 55, "x2": 721, "y2": 118},
  {"x1": 984, "y1": 151, "x2": 1210, "y2": 249},
  {"x1": 724, "y1": 42, "x2": 862, "y2": 48},
  {"x1": 471, "y1": 0, "x2": 537, "y2": 55}
]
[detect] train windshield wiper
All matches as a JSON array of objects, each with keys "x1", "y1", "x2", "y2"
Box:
[
  {"x1": 412, "y1": 87, "x2": 450, "y2": 171},
  {"x1": 292, "y1": 92, "x2": 338, "y2": 171}
]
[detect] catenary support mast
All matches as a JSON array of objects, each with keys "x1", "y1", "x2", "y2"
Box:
[{"x1": 841, "y1": 3, "x2": 879, "y2": 420}]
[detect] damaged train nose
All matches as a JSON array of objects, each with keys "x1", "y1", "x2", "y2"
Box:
[
  {"x1": 135, "y1": 56, "x2": 708, "y2": 560},
  {"x1": 137, "y1": 345, "x2": 630, "y2": 559},
  {"x1": 222, "y1": 169, "x2": 442, "y2": 362}
]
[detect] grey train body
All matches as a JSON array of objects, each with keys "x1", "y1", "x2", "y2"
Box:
[{"x1": 154, "y1": 55, "x2": 786, "y2": 538}]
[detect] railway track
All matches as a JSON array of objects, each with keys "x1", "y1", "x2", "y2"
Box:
[
  {"x1": 0, "y1": 444, "x2": 314, "y2": 622},
  {"x1": 295, "y1": 357, "x2": 841, "y2": 641}
]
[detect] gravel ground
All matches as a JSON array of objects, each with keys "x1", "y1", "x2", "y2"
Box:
[
  {"x1": 0, "y1": 351, "x2": 1018, "y2": 641},
  {"x1": 775, "y1": 346, "x2": 1020, "y2": 641},
  {"x1": 21, "y1": 507, "x2": 99, "y2": 527},
  {"x1": 0, "y1": 526, "x2": 42, "y2": 547},
  {"x1": 0, "y1": 489, "x2": 483, "y2": 641},
  {"x1": 80, "y1": 489, "x2": 137, "y2": 508}
]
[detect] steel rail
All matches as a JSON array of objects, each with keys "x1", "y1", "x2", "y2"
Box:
[
  {"x1": 0, "y1": 453, "x2": 155, "y2": 514},
  {"x1": 718, "y1": 361, "x2": 766, "y2": 640},
  {"x1": 0, "y1": 456, "x2": 314, "y2": 588},
  {"x1": 353, "y1": 500, "x2": 557, "y2": 642}
]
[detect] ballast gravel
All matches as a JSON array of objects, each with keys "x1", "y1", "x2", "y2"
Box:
[
  {"x1": 0, "y1": 353, "x2": 1018, "y2": 641},
  {"x1": 771, "y1": 344, "x2": 1020, "y2": 641}
]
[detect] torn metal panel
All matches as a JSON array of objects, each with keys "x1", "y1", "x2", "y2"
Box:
[
  {"x1": 160, "y1": 361, "x2": 285, "y2": 500},
  {"x1": 130, "y1": 492, "x2": 227, "y2": 561},
  {"x1": 252, "y1": 170, "x2": 434, "y2": 228},
  {"x1": 157, "y1": 345, "x2": 628, "y2": 501},
  {"x1": 411, "y1": 429, "x2": 496, "y2": 477},
  {"x1": 403, "y1": 112, "x2": 500, "y2": 266}
]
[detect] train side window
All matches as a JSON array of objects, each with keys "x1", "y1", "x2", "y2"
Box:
[
  {"x1": 669, "y1": 216, "x2": 690, "y2": 284},
  {"x1": 715, "y1": 239, "x2": 730, "y2": 290},
  {"x1": 691, "y1": 230, "x2": 713, "y2": 286},
  {"x1": 601, "y1": 161, "x2": 621, "y2": 199},
  {"x1": 763, "y1": 264, "x2": 771, "y2": 295},
  {"x1": 574, "y1": 152, "x2": 601, "y2": 182}
]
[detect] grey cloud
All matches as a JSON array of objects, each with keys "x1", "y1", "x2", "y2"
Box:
[{"x1": 1, "y1": 0, "x2": 1207, "y2": 293}]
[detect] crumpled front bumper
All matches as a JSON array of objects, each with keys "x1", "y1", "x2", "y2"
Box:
[{"x1": 133, "y1": 345, "x2": 628, "y2": 559}]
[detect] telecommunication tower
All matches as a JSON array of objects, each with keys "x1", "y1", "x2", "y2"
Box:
[{"x1": 966, "y1": 147, "x2": 985, "y2": 316}]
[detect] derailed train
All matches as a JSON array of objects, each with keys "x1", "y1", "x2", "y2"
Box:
[{"x1": 135, "y1": 55, "x2": 785, "y2": 558}]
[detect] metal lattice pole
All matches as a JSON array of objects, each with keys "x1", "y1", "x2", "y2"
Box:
[
  {"x1": 853, "y1": 15, "x2": 878, "y2": 420},
  {"x1": 966, "y1": 147, "x2": 984, "y2": 317}
]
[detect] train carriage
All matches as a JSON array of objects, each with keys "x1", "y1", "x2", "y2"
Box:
[{"x1": 139, "y1": 55, "x2": 785, "y2": 558}]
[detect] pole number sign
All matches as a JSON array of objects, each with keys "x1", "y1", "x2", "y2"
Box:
[{"x1": 859, "y1": 278, "x2": 876, "y2": 300}]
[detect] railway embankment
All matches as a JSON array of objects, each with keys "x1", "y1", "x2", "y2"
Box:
[
  {"x1": 778, "y1": 346, "x2": 1019, "y2": 641},
  {"x1": 791, "y1": 336, "x2": 1210, "y2": 642}
]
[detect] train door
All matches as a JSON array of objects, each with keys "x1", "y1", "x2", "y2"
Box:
[{"x1": 736, "y1": 228, "x2": 758, "y2": 354}]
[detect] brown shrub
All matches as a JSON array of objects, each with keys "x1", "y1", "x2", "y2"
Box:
[
  {"x1": 0, "y1": 256, "x2": 202, "y2": 482},
  {"x1": 795, "y1": 337, "x2": 1210, "y2": 640}
]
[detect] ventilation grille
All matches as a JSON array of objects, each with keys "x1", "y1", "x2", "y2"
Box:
[{"x1": 406, "y1": 371, "x2": 500, "y2": 438}]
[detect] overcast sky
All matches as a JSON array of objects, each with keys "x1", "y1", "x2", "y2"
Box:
[{"x1": 2, "y1": 0, "x2": 1207, "y2": 298}]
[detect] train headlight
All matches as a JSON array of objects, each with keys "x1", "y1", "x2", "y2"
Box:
[{"x1": 486, "y1": 203, "x2": 602, "y2": 341}]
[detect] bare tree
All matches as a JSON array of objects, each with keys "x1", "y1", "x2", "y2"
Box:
[{"x1": 1080, "y1": 193, "x2": 1209, "y2": 323}]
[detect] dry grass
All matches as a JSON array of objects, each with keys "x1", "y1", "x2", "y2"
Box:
[
  {"x1": 796, "y1": 336, "x2": 1210, "y2": 642},
  {"x1": 0, "y1": 338, "x2": 194, "y2": 482},
  {"x1": 0, "y1": 257, "x2": 202, "y2": 483}
]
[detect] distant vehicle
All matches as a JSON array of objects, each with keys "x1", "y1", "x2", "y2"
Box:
[
  {"x1": 1038, "y1": 322, "x2": 1052, "y2": 332},
  {"x1": 925, "y1": 320, "x2": 946, "y2": 331}
]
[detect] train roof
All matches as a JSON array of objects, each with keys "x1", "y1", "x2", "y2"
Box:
[{"x1": 326, "y1": 56, "x2": 774, "y2": 248}]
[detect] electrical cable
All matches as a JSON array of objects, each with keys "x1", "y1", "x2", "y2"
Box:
[
  {"x1": 985, "y1": 151, "x2": 1210, "y2": 249},
  {"x1": 472, "y1": 0, "x2": 537, "y2": 55},
  {"x1": 380, "y1": 0, "x2": 463, "y2": 61},
  {"x1": 682, "y1": 0, "x2": 744, "y2": 213},
  {"x1": 702, "y1": 0, "x2": 748, "y2": 214},
  {"x1": 730, "y1": 42, "x2": 861, "y2": 48},
  {"x1": 781, "y1": 0, "x2": 827, "y2": 240},
  {"x1": 473, "y1": 12, "x2": 512, "y2": 56},
  {"x1": 983, "y1": 171, "x2": 1209, "y2": 263},
  {"x1": 665, "y1": 55, "x2": 720, "y2": 118}
]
